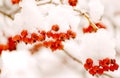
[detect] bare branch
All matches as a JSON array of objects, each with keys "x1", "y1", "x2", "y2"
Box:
[
  {"x1": 73, "y1": 9, "x2": 99, "y2": 31},
  {"x1": 63, "y1": 49, "x2": 83, "y2": 64},
  {"x1": 0, "y1": 10, "x2": 14, "y2": 20},
  {"x1": 60, "y1": 0, "x2": 63, "y2": 4},
  {"x1": 10, "y1": 7, "x2": 22, "y2": 15},
  {"x1": 102, "y1": 73, "x2": 113, "y2": 78}
]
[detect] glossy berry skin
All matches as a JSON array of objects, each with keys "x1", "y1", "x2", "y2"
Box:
[
  {"x1": 97, "y1": 68, "x2": 104, "y2": 75},
  {"x1": 84, "y1": 58, "x2": 119, "y2": 76},
  {"x1": 68, "y1": 0, "x2": 78, "y2": 7},
  {"x1": 84, "y1": 58, "x2": 93, "y2": 70},
  {"x1": 21, "y1": 30, "x2": 28, "y2": 38},
  {"x1": 51, "y1": 25, "x2": 59, "y2": 31},
  {"x1": 0, "y1": 25, "x2": 76, "y2": 54},
  {"x1": 12, "y1": 35, "x2": 21, "y2": 43},
  {"x1": 11, "y1": 0, "x2": 21, "y2": 4},
  {"x1": 7, "y1": 37, "x2": 17, "y2": 51},
  {"x1": 95, "y1": 23, "x2": 106, "y2": 29},
  {"x1": 83, "y1": 23, "x2": 106, "y2": 33}
]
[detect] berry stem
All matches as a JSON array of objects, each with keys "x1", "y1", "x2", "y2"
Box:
[
  {"x1": 82, "y1": 13, "x2": 99, "y2": 31},
  {"x1": 95, "y1": 75, "x2": 99, "y2": 78},
  {"x1": 73, "y1": 9, "x2": 99, "y2": 31},
  {"x1": 103, "y1": 73, "x2": 113, "y2": 78},
  {"x1": 63, "y1": 49, "x2": 83, "y2": 64}
]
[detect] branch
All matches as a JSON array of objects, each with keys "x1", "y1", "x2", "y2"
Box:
[
  {"x1": 102, "y1": 73, "x2": 113, "y2": 78},
  {"x1": 63, "y1": 49, "x2": 83, "y2": 64},
  {"x1": 73, "y1": 9, "x2": 99, "y2": 31},
  {"x1": 0, "y1": 10, "x2": 14, "y2": 20},
  {"x1": 60, "y1": 0, "x2": 63, "y2": 4},
  {"x1": 10, "y1": 7, "x2": 22, "y2": 15}
]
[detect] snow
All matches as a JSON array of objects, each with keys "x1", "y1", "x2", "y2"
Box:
[{"x1": 0, "y1": 0, "x2": 120, "y2": 78}]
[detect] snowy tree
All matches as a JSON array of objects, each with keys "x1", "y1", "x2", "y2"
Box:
[{"x1": 0, "y1": 0, "x2": 120, "y2": 78}]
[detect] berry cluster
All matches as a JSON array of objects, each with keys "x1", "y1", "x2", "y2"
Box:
[
  {"x1": 0, "y1": 37, "x2": 17, "y2": 55},
  {"x1": 68, "y1": 0, "x2": 78, "y2": 7},
  {"x1": 11, "y1": 0, "x2": 21, "y2": 4},
  {"x1": 0, "y1": 24, "x2": 76, "y2": 55},
  {"x1": 84, "y1": 58, "x2": 119, "y2": 76},
  {"x1": 83, "y1": 23, "x2": 106, "y2": 33}
]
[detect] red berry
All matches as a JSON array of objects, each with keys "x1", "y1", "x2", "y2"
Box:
[
  {"x1": 111, "y1": 59, "x2": 116, "y2": 64},
  {"x1": 12, "y1": 35, "x2": 21, "y2": 43},
  {"x1": 97, "y1": 68, "x2": 104, "y2": 75},
  {"x1": 68, "y1": 0, "x2": 78, "y2": 7},
  {"x1": 84, "y1": 58, "x2": 93, "y2": 70},
  {"x1": 43, "y1": 41, "x2": 50, "y2": 48},
  {"x1": 103, "y1": 66, "x2": 109, "y2": 71},
  {"x1": 7, "y1": 37, "x2": 17, "y2": 51},
  {"x1": 22, "y1": 37, "x2": 29, "y2": 44},
  {"x1": 52, "y1": 33, "x2": 59, "y2": 40},
  {"x1": 113, "y1": 63, "x2": 119, "y2": 70},
  {"x1": 21, "y1": 30, "x2": 28, "y2": 38},
  {"x1": 38, "y1": 35, "x2": 46, "y2": 41},
  {"x1": 96, "y1": 23, "x2": 106, "y2": 29},
  {"x1": 51, "y1": 25, "x2": 59, "y2": 31},
  {"x1": 59, "y1": 33, "x2": 67, "y2": 41},
  {"x1": 46, "y1": 31, "x2": 53, "y2": 38},
  {"x1": 83, "y1": 25, "x2": 94, "y2": 33},
  {"x1": 84, "y1": 63, "x2": 93, "y2": 70},
  {"x1": 54, "y1": 40, "x2": 63, "y2": 50},
  {"x1": 40, "y1": 30, "x2": 46, "y2": 36},
  {"x1": 11, "y1": 0, "x2": 21, "y2": 4},
  {"x1": 89, "y1": 68, "x2": 96, "y2": 76},
  {"x1": 109, "y1": 65, "x2": 115, "y2": 71},
  {"x1": 99, "y1": 58, "x2": 111, "y2": 67},
  {"x1": 67, "y1": 30, "x2": 76, "y2": 38},
  {"x1": 103, "y1": 58, "x2": 111, "y2": 66},
  {"x1": 86, "y1": 58, "x2": 93, "y2": 65}
]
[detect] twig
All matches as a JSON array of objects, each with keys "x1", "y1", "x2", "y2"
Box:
[
  {"x1": 95, "y1": 75, "x2": 99, "y2": 78},
  {"x1": 10, "y1": 7, "x2": 22, "y2": 15},
  {"x1": 0, "y1": 10, "x2": 14, "y2": 20},
  {"x1": 102, "y1": 73, "x2": 113, "y2": 78},
  {"x1": 73, "y1": 9, "x2": 99, "y2": 31},
  {"x1": 60, "y1": 0, "x2": 63, "y2": 4},
  {"x1": 63, "y1": 49, "x2": 83, "y2": 64},
  {"x1": 83, "y1": 13, "x2": 99, "y2": 31}
]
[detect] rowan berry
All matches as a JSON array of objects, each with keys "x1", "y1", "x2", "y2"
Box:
[
  {"x1": 46, "y1": 31, "x2": 53, "y2": 38},
  {"x1": 97, "y1": 68, "x2": 104, "y2": 75},
  {"x1": 7, "y1": 37, "x2": 17, "y2": 51},
  {"x1": 96, "y1": 23, "x2": 106, "y2": 29},
  {"x1": 11, "y1": 0, "x2": 21, "y2": 4},
  {"x1": 89, "y1": 68, "x2": 96, "y2": 76},
  {"x1": 68, "y1": 0, "x2": 78, "y2": 7},
  {"x1": 51, "y1": 25, "x2": 59, "y2": 31},
  {"x1": 12, "y1": 35, "x2": 21, "y2": 43},
  {"x1": 21, "y1": 30, "x2": 28, "y2": 38}
]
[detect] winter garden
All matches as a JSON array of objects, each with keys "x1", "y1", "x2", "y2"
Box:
[{"x1": 0, "y1": 0, "x2": 120, "y2": 78}]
